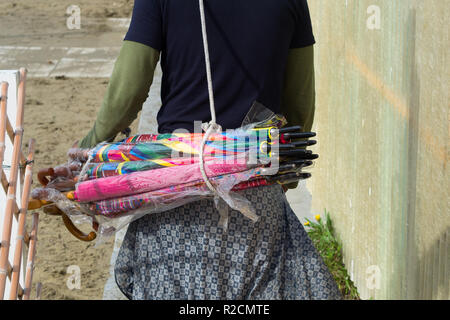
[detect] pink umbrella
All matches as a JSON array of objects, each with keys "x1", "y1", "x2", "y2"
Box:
[{"x1": 74, "y1": 158, "x2": 253, "y2": 203}]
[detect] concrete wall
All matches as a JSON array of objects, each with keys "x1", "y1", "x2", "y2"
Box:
[{"x1": 304, "y1": 0, "x2": 449, "y2": 299}]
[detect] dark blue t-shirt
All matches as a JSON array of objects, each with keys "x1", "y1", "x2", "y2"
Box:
[{"x1": 125, "y1": 0, "x2": 315, "y2": 133}]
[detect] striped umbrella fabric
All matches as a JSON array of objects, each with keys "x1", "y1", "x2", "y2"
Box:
[
  {"x1": 89, "y1": 128, "x2": 277, "y2": 163},
  {"x1": 90, "y1": 169, "x2": 266, "y2": 216},
  {"x1": 74, "y1": 158, "x2": 254, "y2": 203}
]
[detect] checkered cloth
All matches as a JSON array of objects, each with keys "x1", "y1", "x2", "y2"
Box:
[{"x1": 114, "y1": 184, "x2": 342, "y2": 300}]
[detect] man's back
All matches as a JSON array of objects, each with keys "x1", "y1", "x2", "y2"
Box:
[{"x1": 125, "y1": 0, "x2": 315, "y2": 133}]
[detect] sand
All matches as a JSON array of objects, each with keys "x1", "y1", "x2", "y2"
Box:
[
  {"x1": 1, "y1": 1, "x2": 133, "y2": 18},
  {"x1": 1, "y1": 0, "x2": 136, "y2": 299},
  {"x1": 1, "y1": 0, "x2": 133, "y2": 47},
  {"x1": 22, "y1": 77, "x2": 140, "y2": 300}
]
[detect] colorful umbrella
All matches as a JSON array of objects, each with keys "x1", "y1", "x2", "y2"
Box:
[
  {"x1": 85, "y1": 157, "x2": 211, "y2": 179},
  {"x1": 88, "y1": 128, "x2": 283, "y2": 163},
  {"x1": 33, "y1": 117, "x2": 319, "y2": 227},
  {"x1": 74, "y1": 158, "x2": 255, "y2": 203},
  {"x1": 90, "y1": 169, "x2": 311, "y2": 217}
]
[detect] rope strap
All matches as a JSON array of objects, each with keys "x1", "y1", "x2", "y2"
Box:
[{"x1": 198, "y1": 0, "x2": 222, "y2": 194}]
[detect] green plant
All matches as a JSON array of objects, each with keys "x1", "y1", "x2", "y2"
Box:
[{"x1": 304, "y1": 210, "x2": 360, "y2": 300}]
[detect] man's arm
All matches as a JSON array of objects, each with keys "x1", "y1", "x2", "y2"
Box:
[
  {"x1": 79, "y1": 40, "x2": 160, "y2": 149},
  {"x1": 280, "y1": 45, "x2": 315, "y2": 190},
  {"x1": 281, "y1": 45, "x2": 315, "y2": 133}
]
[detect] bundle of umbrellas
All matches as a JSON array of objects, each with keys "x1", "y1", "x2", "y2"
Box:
[{"x1": 31, "y1": 114, "x2": 318, "y2": 237}]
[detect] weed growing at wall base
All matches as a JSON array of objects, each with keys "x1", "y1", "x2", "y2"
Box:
[{"x1": 305, "y1": 210, "x2": 360, "y2": 300}]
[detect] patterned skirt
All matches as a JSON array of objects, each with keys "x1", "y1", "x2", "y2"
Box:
[{"x1": 114, "y1": 184, "x2": 342, "y2": 300}]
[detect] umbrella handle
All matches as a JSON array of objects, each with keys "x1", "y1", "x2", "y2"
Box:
[
  {"x1": 47, "y1": 204, "x2": 98, "y2": 242},
  {"x1": 44, "y1": 205, "x2": 97, "y2": 241},
  {"x1": 30, "y1": 199, "x2": 97, "y2": 242},
  {"x1": 29, "y1": 188, "x2": 97, "y2": 241},
  {"x1": 45, "y1": 205, "x2": 97, "y2": 242},
  {"x1": 28, "y1": 198, "x2": 52, "y2": 210},
  {"x1": 61, "y1": 213, "x2": 97, "y2": 242},
  {"x1": 37, "y1": 167, "x2": 79, "y2": 191},
  {"x1": 37, "y1": 167, "x2": 55, "y2": 186}
]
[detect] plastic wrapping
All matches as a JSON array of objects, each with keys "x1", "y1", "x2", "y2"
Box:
[
  {"x1": 31, "y1": 109, "x2": 318, "y2": 242},
  {"x1": 73, "y1": 158, "x2": 254, "y2": 203}
]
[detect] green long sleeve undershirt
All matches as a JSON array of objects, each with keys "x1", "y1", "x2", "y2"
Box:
[
  {"x1": 281, "y1": 46, "x2": 316, "y2": 190},
  {"x1": 281, "y1": 46, "x2": 315, "y2": 134},
  {"x1": 79, "y1": 41, "x2": 160, "y2": 148},
  {"x1": 80, "y1": 41, "x2": 315, "y2": 151}
]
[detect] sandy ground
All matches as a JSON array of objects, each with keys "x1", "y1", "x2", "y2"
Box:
[
  {"x1": 1, "y1": 0, "x2": 135, "y2": 299},
  {"x1": 0, "y1": 1, "x2": 132, "y2": 47},
  {"x1": 22, "y1": 77, "x2": 140, "y2": 300},
  {"x1": 1, "y1": 0, "x2": 133, "y2": 17}
]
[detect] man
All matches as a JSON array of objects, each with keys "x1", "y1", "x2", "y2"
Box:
[{"x1": 80, "y1": 0, "x2": 341, "y2": 300}]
